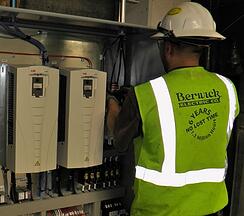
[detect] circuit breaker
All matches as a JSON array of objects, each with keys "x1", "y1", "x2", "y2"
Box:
[
  {"x1": 0, "y1": 64, "x2": 8, "y2": 166},
  {"x1": 58, "y1": 68, "x2": 107, "y2": 168},
  {"x1": 6, "y1": 65, "x2": 59, "y2": 173}
]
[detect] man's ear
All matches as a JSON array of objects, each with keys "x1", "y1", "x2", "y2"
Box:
[{"x1": 164, "y1": 41, "x2": 174, "y2": 56}]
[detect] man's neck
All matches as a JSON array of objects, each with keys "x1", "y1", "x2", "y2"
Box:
[{"x1": 168, "y1": 56, "x2": 199, "y2": 71}]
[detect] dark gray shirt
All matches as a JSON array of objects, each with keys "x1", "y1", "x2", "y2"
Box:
[{"x1": 114, "y1": 88, "x2": 142, "y2": 152}]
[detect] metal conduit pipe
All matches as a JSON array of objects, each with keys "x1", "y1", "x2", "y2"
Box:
[
  {"x1": 118, "y1": 0, "x2": 140, "y2": 23},
  {"x1": 119, "y1": 0, "x2": 126, "y2": 23},
  {"x1": 10, "y1": 0, "x2": 16, "y2": 7}
]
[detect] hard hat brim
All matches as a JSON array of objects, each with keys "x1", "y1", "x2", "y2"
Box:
[{"x1": 151, "y1": 30, "x2": 225, "y2": 40}]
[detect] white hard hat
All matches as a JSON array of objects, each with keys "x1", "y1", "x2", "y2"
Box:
[{"x1": 152, "y1": 2, "x2": 225, "y2": 40}]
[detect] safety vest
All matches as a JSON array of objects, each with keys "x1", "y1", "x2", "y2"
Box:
[{"x1": 132, "y1": 67, "x2": 239, "y2": 216}]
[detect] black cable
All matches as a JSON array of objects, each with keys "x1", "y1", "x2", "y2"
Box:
[
  {"x1": 56, "y1": 167, "x2": 63, "y2": 197},
  {"x1": 71, "y1": 169, "x2": 76, "y2": 194},
  {"x1": 121, "y1": 41, "x2": 127, "y2": 85},
  {"x1": 14, "y1": 24, "x2": 49, "y2": 66},
  {"x1": 116, "y1": 36, "x2": 127, "y2": 85},
  {"x1": 110, "y1": 38, "x2": 122, "y2": 90},
  {"x1": 101, "y1": 36, "x2": 120, "y2": 71},
  {"x1": 102, "y1": 36, "x2": 120, "y2": 57},
  {"x1": 116, "y1": 41, "x2": 123, "y2": 84},
  {"x1": 10, "y1": 172, "x2": 18, "y2": 203},
  {"x1": 0, "y1": 21, "x2": 49, "y2": 65},
  {"x1": 67, "y1": 169, "x2": 75, "y2": 193},
  {"x1": 39, "y1": 172, "x2": 46, "y2": 196},
  {"x1": 0, "y1": 29, "x2": 43, "y2": 39},
  {"x1": 26, "y1": 173, "x2": 33, "y2": 200},
  {"x1": 100, "y1": 34, "x2": 127, "y2": 91}
]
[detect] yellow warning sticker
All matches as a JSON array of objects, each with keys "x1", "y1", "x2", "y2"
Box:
[
  {"x1": 35, "y1": 161, "x2": 40, "y2": 166},
  {"x1": 167, "y1": 7, "x2": 181, "y2": 15}
]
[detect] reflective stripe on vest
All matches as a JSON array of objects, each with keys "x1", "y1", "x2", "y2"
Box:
[
  {"x1": 216, "y1": 74, "x2": 237, "y2": 139},
  {"x1": 135, "y1": 75, "x2": 236, "y2": 187}
]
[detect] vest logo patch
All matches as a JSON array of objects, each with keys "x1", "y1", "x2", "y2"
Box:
[
  {"x1": 176, "y1": 89, "x2": 221, "y2": 108},
  {"x1": 185, "y1": 108, "x2": 218, "y2": 140}
]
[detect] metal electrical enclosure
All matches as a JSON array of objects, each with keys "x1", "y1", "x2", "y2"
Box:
[
  {"x1": 0, "y1": 64, "x2": 8, "y2": 166},
  {"x1": 6, "y1": 65, "x2": 59, "y2": 173},
  {"x1": 58, "y1": 68, "x2": 106, "y2": 168}
]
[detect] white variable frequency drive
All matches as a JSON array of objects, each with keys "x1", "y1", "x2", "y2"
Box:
[
  {"x1": 58, "y1": 68, "x2": 107, "y2": 168},
  {"x1": 7, "y1": 65, "x2": 59, "y2": 173}
]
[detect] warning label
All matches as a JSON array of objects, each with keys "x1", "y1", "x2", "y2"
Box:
[{"x1": 34, "y1": 161, "x2": 40, "y2": 166}]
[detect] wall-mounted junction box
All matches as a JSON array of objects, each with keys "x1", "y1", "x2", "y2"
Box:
[
  {"x1": 58, "y1": 68, "x2": 106, "y2": 168},
  {"x1": 6, "y1": 65, "x2": 59, "y2": 173}
]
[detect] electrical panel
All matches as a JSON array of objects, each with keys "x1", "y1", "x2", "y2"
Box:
[
  {"x1": 0, "y1": 64, "x2": 8, "y2": 166},
  {"x1": 6, "y1": 65, "x2": 59, "y2": 173},
  {"x1": 58, "y1": 68, "x2": 106, "y2": 168}
]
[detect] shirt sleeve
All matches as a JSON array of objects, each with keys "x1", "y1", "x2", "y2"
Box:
[
  {"x1": 234, "y1": 84, "x2": 240, "y2": 118},
  {"x1": 229, "y1": 79, "x2": 240, "y2": 118},
  {"x1": 113, "y1": 88, "x2": 142, "y2": 152}
]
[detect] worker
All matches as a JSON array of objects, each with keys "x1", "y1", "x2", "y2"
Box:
[{"x1": 106, "y1": 2, "x2": 240, "y2": 216}]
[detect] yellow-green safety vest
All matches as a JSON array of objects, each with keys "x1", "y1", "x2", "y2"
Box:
[{"x1": 132, "y1": 67, "x2": 239, "y2": 216}]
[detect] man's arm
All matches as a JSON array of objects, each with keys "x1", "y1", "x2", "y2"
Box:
[{"x1": 106, "y1": 88, "x2": 141, "y2": 152}]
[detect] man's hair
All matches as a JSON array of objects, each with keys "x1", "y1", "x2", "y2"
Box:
[
  {"x1": 157, "y1": 38, "x2": 205, "y2": 60},
  {"x1": 173, "y1": 42, "x2": 203, "y2": 54},
  {"x1": 163, "y1": 39, "x2": 203, "y2": 58},
  {"x1": 166, "y1": 37, "x2": 211, "y2": 55}
]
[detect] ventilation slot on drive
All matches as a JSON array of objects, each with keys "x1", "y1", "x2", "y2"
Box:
[
  {"x1": 8, "y1": 73, "x2": 14, "y2": 145},
  {"x1": 58, "y1": 74, "x2": 67, "y2": 143}
]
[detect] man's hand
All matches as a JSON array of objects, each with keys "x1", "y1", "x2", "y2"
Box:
[{"x1": 106, "y1": 97, "x2": 121, "y2": 137}]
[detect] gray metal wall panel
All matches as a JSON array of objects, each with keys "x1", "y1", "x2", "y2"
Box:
[
  {"x1": 0, "y1": 30, "x2": 103, "y2": 70},
  {"x1": 127, "y1": 35, "x2": 164, "y2": 85}
]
